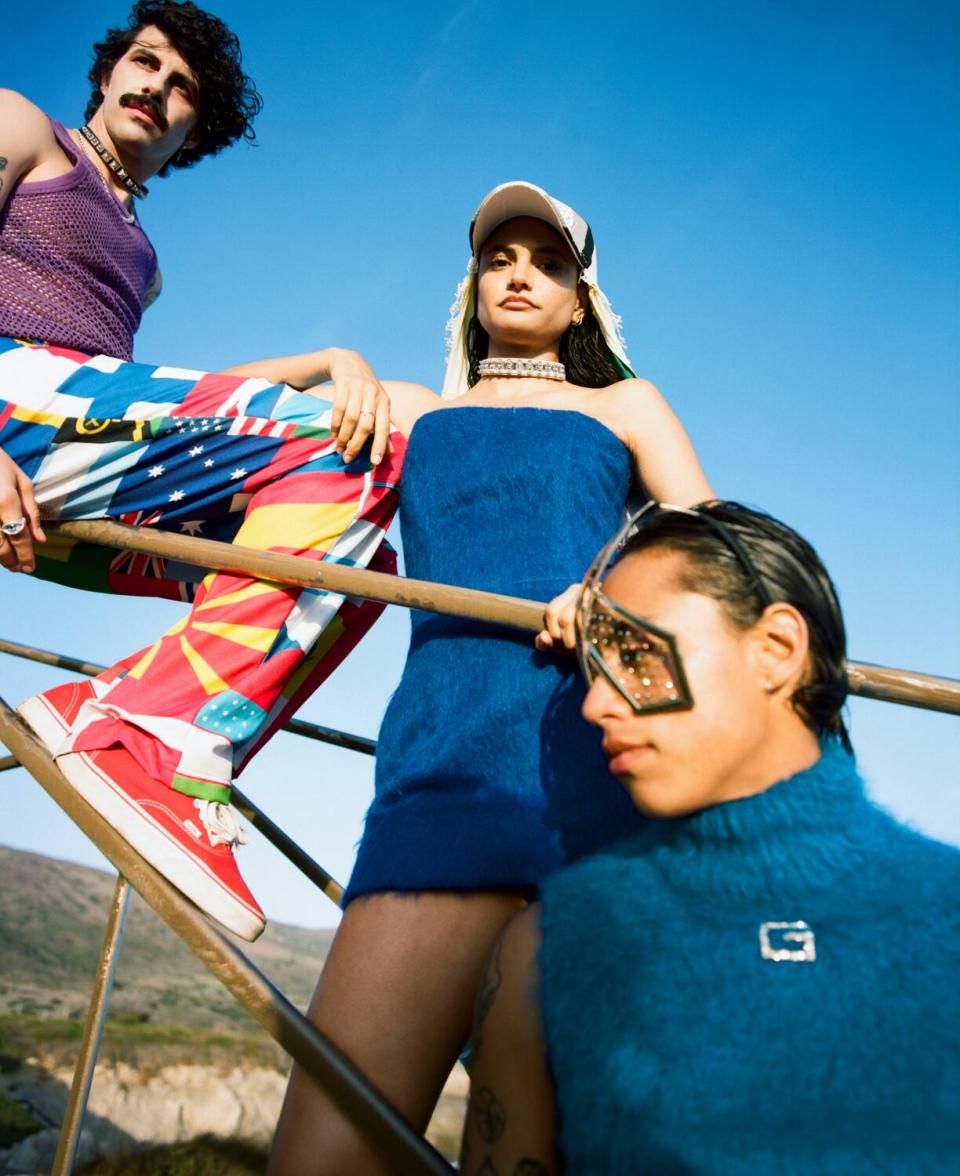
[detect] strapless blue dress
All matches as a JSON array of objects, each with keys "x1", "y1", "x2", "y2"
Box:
[{"x1": 343, "y1": 407, "x2": 648, "y2": 902}]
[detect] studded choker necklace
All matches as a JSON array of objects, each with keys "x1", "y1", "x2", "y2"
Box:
[
  {"x1": 477, "y1": 358, "x2": 566, "y2": 381},
  {"x1": 78, "y1": 125, "x2": 149, "y2": 199}
]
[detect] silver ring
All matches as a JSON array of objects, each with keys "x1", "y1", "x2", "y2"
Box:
[{"x1": 0, "y1": 517, "x2": 27, "y2": 537}]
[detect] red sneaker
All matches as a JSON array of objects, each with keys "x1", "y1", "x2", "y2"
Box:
[
  {"x1": 55, "y1": 746, "x2": 265, "y2": 942},
  {"x1": 17, "y1": 678, "x2": 101, "y2": 753}
]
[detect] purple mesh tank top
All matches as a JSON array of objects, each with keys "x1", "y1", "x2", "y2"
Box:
[{"x1": 0, "y1": 119, "x2": 158, "y2": 361}]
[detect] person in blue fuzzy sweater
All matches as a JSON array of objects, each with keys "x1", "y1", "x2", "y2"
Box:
[{"x1": 460, "y1": 500, "x2": 960, "y2": 1175}]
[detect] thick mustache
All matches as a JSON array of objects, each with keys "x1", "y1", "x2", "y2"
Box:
[{"x1": 119, "y1": 92, "x2": 168, "y2": 132}]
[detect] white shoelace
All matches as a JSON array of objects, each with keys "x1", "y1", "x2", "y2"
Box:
[{"x1": 195, "y1": 800, "x2": 249, "y2": 850}]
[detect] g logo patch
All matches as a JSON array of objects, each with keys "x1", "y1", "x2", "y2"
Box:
[{"x1": 759, "y1": 921, "x2": 816, "y2": 963}]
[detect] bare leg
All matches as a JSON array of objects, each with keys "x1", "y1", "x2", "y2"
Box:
[{"x1": 269, "y1": 890, "x2": 526, "y2": 1176}]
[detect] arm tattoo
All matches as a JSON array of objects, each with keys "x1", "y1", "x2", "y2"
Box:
[
  {"x1": 473, "y1": 1085, "x2": 507, "y2": 1143},
  {"x1": 471, "y1": 931, "x2": 504, "y2": 1065},
  {"x1": 0, "y1": 156, "x2": 7, "y2": 196}
]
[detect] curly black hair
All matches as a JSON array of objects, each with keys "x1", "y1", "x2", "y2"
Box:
[{"x1": 85, "y1": 0, "x2": 262, "y2": 176}]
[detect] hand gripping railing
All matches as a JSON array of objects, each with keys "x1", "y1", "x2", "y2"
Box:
[
  {"x1": 1, "y1": 519, "x2": 958, "y2": 1174},
  {"x1": 42, "y1": 518, "x2": 960, "y2": 715}
]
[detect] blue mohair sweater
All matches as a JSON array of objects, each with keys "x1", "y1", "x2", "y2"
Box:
[{"x1": 538, "y1": 744, "x2": 960, "y2": 1174}]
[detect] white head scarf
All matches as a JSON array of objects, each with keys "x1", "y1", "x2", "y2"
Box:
[{"x1": 441, "y1": 181, "x2": 634, "y2": 399}]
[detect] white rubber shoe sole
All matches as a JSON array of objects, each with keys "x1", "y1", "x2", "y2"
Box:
[
  {"x1": 18, "y1": 693, "x2": 264, "y2": 942},
  {"x1": 56, "y1": 749, "x2": 265, "y2": 942},
  {"x1": 17, "y1": 690, "x2": 85, "y2": 752}
]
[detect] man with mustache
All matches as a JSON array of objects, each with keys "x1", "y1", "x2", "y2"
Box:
[
  {"x1": 0, "y1": 2, "x2": 399, "y2": 942},
  {"x1": 0, "y1": 0, "x2": 388, "y2": 433}
]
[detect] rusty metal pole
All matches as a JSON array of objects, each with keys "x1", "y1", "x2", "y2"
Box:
[
  {"x1": 48, "y1": 518, "x2": 546, "y2": 630},
  {"x1": 0, "y1": 700, "x2": 453, "y2": 1175},
  {"x1": 231, "y1": 784, "x2": 344, "y2": 906},
  {"x1": 0, "y1": 637, "x2": 376, "y2": 755},
  {"x1": 44, "y1": 519, "x2": 960, "y2": 715},
  {"x1": 0, "y1": 678, "x2": 348, "y2": 910},
  {"x1": 51, "y1": 875, "x2": 131, "y2": 1176},
  {"x1": 844, "y1": 660, "x2": 960, "y2": 714},
  {"x1": 0, "y1": 638, "x2": 355, "y2": 905},
  {"x1": 0, "y1": 637, "x2": 106, "y2": 679}
]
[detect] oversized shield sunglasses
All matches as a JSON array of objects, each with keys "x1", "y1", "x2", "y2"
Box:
[{"x1": 576, "y1": 502, "x2": 773, "y2": 714}]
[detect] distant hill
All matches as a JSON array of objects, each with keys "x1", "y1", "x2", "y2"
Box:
[
  {"x1": 0, "y1": 846, "x2": 467, "y2": 1170},
  {"x1": 0, "y1": 845, "x2": 334, "y2": 1032}
]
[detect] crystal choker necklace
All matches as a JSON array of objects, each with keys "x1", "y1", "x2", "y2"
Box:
[
  {"x1": 79, "y1": 125, "x2": 149, "y2": 199},
  {"x1": 477, "y1": 358, "x2": 566, "y2": 381}
]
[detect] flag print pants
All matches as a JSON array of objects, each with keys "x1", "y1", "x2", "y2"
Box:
[{"x1": 0, "y1": 338, "x2": 403, "y2": 803}]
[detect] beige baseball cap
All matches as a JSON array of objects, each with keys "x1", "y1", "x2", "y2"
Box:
[{"x1": 469, "y1": 180, "x2": 598, "y2": 286}]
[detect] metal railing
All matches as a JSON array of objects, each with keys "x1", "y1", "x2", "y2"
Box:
[
  {"x1": 2, "y1": 519, "x2": 958, "y2": 1173},
  {"x1": 0, "y1": 699, "x2": 453, "y2": 1175},
  {"x1": 0, "y1": 636, "x2": 361, "y2": 907},
  {"x1": 44, "y1": 519, "x2": 960, "y2": 715}
]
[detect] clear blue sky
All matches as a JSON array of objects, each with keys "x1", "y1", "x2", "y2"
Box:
[{"x1": 3, "y1": 0, "x2": 958, "y2": 929}]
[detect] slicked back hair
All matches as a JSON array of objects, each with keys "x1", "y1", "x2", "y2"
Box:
[{"x1": 622, "y1": 502, "x2": 851, "y2": 750}]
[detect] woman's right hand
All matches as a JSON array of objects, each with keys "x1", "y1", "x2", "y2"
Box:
[
  {"x1": 535, "y1": 583, "x2": 582, "y2": 653},
  {"x1": 0, "y1": 448, "x2": 45, "y2": 573}
]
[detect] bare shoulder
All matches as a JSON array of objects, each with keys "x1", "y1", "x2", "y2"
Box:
[
  {"x1": 0, "y1": 89, "x2": 40, "y2": 116},
  {"x1": 599, "y1": 376, "x2": 714, "y2": 503},
  {"x1": 381, "y1": 379, "x2": 436, "y2": 401},
  {"x1": 606, "y1": 375, "x2": 666, "y2": 405},
  {"x1": 0, "y1": 91, "x2": 55, "y2": 142},
  {"x1": 473, "y1": 906, "x2": 543, "y2": 1040},
  {"x1": 0, "y1": 91, "x2": 61, "y2": 179},
  {"x1": 500, "y1": 907, "x2": 547, "y2": 1028},
  {"x1": 602, "y1": 376, "x2": 677, "y2": 428},
  {"x1": 380, "y1": 380, "x2": 440, "y2": 436}
]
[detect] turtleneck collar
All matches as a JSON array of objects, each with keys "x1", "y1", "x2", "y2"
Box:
[{"x1": 624, "y1": 741, "x2": 880, "y2": 901}]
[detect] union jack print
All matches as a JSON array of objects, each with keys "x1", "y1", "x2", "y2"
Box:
[{"x1": 0, "y1": 337, "x2": 403, "y2": 802}]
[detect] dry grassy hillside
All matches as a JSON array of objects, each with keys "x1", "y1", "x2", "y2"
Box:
[
  {"x1": 0, "y1": 846, "x2": 467, "y2": 1171},
  {"x1": 0, "y1": 844, "x2": 333, "y2": 1032}
]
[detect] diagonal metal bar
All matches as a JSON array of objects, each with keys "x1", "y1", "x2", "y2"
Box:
[
  {"x1": 0, "y1": 637, "x2": 375, "y2": 756},
  {"x1": 0, "y1": 637, "x2": 346, "y2": 909},
  {"x1": 0, "y1": 753, "x2": 19, "y2": 772},
  {"x1": 0, "y1": 637, "x2": 106, "y2": 680},
  {"x1": 843, "y1": 660, "x2": 960, "y2": 714},
  {"x1": 50, "y1": 518, "x2": 545, "y2": 629},
  {"x1": 0, "y1": 698, "x2": 453, "y2": 1175},
  {"x1": 231, "y1": 783, "x2": 343, "y2": 906},
  {"x1": 283, "y1": 716, "x2": 374, "y2": 757},
  {"x1": 52, "y1": 875, "x2": 131, "y2": 1176},
  {"x1": 44, "y1": 518, "x2": 960, "y2": 715}
]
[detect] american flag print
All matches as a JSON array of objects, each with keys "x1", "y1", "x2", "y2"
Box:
[{"x1": 0, "y1": 337, "x2": 403, "y2": 802}]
